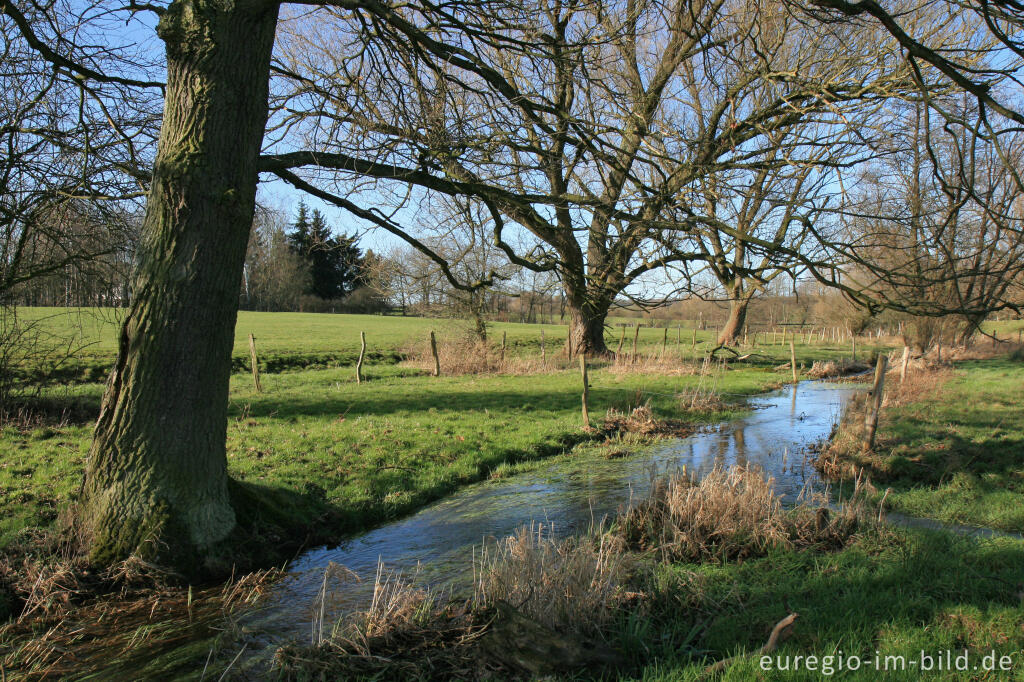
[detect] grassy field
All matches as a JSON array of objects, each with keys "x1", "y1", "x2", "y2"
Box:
[
  {"x1": 4, "y1": 309, "x2": 1023, "y2": 678},
  {"x1": 823, "y1": 353, "x2": 1024, "y2": 532},
  {"x1": 0, "y1": 308, "x2": 897, "y2": 554},
  {"x1": 10, "y1": 307, "x2": 894, "y2": 383},
  {"x1": 0, "y1": 359, "x2": 795, "y2": 553}
]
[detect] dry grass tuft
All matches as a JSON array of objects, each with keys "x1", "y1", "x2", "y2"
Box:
[
  {"x1": 617, "y1": 467, "x2": 859, "y2": 562},
  {"x1": 1, "y1": 565, "x2": 281, "y2": 679},
  {"x1": 606, "y1": 348, "x2": 708, "y2": 376},
  {"x1": 806, "y1": 359, "x2": 870, "y2": 379},
  {"x1": 883, "y1": 364, "x2": 955, "y2": 408},
  {"x1": 473, "y1": 522, "x2": 630, "y2": 637},
  {"x1": 276, "y1": 561, "x2": 492, "y2": 680},
  {"x1": 603, "y1": 403, "x2": 693, "y2": 438}
]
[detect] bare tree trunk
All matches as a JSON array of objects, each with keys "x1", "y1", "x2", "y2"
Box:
[
  {"x1": 566, "y1": 304, "x2": 610, "y2": 356},
  {"x1": 717, "y1": 291, "x2": 751, "y2": 346},
  {"x1": 81, "y1": 1, "x2": 279, "y2": 571}
]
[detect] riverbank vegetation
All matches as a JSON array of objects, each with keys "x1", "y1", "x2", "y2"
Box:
[
  {"x1": 273, "y1": 468, "x2": 1024, "y2": 681},
  {"x1": 819, "y1": 349, "x2": 1024, "y2": 532}
]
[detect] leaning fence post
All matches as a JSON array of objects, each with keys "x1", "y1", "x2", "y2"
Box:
[
  {"x1": 790, "y1": 338, "x2": 798, "y2": 384},
  {"x1": 691, "y1": 327, "x2": 697, "y2": 351},
  {"x1": 248, "y1": 333, "x2": 262, "y2": 393},
  {"x1": 579, "y1": 355, "x2": 591, "y2": 429},
  {"x1": 631, "y1": 324, "x2": 640, "y2": 364},
  {"x1": 356, "y1": 331, "x2": 366, "y2": 384},
  {"x1": 863, "y1": 355, "x2": 888, "y2": 450},
  {"x1": 500, "y1": 330, "x2": 507, "y2": 363},
  {"x1": 616, "y1": 326, "x2": 626, "y2": 360},
  {"x1": 661, "y1": 327, "x2": 668, "y2": 358},
  {"x1": 900, "y1": 345, "x2": 910, "y2": 383},
  {"x1": 541, "y1": 329, "x2": 547, "y2": 366},
  {"x1": 429, "y1": 330, "x2": 440, "y2": 377}
]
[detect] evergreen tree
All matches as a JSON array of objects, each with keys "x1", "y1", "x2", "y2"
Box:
[
  {"x1": 287, "y1": 200, "x2": 312, "y2": 255},
  {"x1": 287, "y1": 202, "x2": 366, "y2": 300}
]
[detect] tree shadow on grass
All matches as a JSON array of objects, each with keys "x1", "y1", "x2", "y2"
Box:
[
  {"x1": 656, "y1": 527, "x2": 1024, "y2": 679},
  {"x1": 233, "y1": 383, "x2": 670, "y2": 422}
]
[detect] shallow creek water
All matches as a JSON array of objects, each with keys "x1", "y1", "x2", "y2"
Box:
[
  {"x1": 84, "y1": 380, "x2": 863, "y2": 678},
  {"x1": 224, "y1": 380, "x2": 859, "y2": 675}
]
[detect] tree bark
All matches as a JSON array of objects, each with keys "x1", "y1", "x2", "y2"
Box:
[
  {"x1": 717, "y1": 291, "x2": 751, "y2": 346},
  {"x1": 81, "y1": 0, "x2": 279, "y2": 570},
  {"x1": 566, "y1": 304, "x2": 610, "y2": 356}
]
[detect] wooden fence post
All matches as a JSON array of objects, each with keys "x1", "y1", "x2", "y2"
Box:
[
  {"x1": 500, "y1": 330, "x2": 507, "y2": 363},
  {"x1": 616, "y1": 327, "x2": 626, "y2": 361},
  {"x1": 900, "y1": 345, "x2": 910, "y2": 383},
  {"x1": 356, "y1": 331, "x2": 366, "y2": 384},
  {"x1": 790, "y1": 338, "x2": 798, "y2": 384},
  {"x1": 691, "y1": 327, "x2": 697, "y2": 350},
  {"x1": 580, "y1": 355, "x2": 590, "y2": 429},
  {"x1": 661, "y1": 327, "x2": 668, "y2": 358},
  {"x1": 541, "y1": 329, "x2": 546, "y2": 366},
  {"x1": 631, "y1": 324, "x2": 640, "y2": 364},
  {"x1": 429, "y1": 330, "x2": 440, "y2": 377},
  {"x1": 863, "y1": 355, "x2": 888, "y2": 450},
  {"x1": 248, "y1": 333, "x2": 262, "y2": 393}
]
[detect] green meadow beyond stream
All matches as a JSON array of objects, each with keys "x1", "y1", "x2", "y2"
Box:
[{"x1": 84, "y1": 380, "x2": 865, "y2": 678}]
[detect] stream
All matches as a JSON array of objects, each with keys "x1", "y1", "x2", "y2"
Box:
[{"x1": 80, "y1": 380, "x2": 862, "y2": 679}]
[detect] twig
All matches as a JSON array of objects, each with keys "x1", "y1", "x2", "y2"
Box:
[{"x1": 217, "y1": 643, "x2": 247, "y2": 682}]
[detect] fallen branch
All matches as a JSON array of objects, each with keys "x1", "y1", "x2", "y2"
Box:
[
  {"x1": 702, "y1": 610, "x2": 799, "y2": 676},
  {"x1": 708, "y1": 346, "x2": 771, "y2": 362}
]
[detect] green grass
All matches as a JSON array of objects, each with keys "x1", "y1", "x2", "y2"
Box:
[
  {"x1": 10, "y1": 307, "x2": 893, "y2": 383},
  {"x1": 828, "y1": 356, "x2": 1024, "y2": 532},
  {"x1": 625, "y1": 526, "x2": 1024, "y2": 680},
  {"x1": 0, "y1": 361, "x2": 790, "y2": 551}
]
